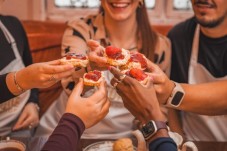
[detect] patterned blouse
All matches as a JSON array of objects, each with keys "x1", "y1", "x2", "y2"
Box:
[{"x1": 61, "y1": 13, "x2": 171, "y2": 139}]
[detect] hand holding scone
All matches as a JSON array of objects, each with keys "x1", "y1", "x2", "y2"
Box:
[
  {"x1": 87, "y1": 40, "x2": 108, "y2": 69},
  {"x1": 65, "y1": 78, "x2": 110, "y2": 128},
  {"x1": 87, "y1": 40, "x2": 131, "y2": 69},
  {"x1": 109, "y1": 67, "x2": 166, "y2": 124}
]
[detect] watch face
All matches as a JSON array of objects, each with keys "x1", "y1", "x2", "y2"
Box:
[
  {"x1": 172, "y1": 91, "x2": 184, "y2": 106},
  {"x1": 141, "y1": 121, "x2": 155, "y2": 138}
]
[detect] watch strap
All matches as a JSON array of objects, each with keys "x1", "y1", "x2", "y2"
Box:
[
  {"x1": 154, "y1": 121, "x2": 168, "y2": 130},
  {"x1": 165, "y1": 81, "x2": 185, "y2": 108}
]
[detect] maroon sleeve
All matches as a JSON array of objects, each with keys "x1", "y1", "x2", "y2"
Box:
[{"x1": 41, "y1": 113, "x2": 85, "y2": 151}]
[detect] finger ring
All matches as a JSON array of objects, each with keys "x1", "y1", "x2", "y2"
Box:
[
  {"x1": 119, "y1": 74, "x2": 126, "y2": 81},
  {"x1": 29, "y1": 123, "x2": 33, "y2": 129},
  {"x1": 113, "y1": 82, "x2": 119, "y2": 88},
  {"x1": 49, "y1": 74, "x2": 57, "y2": 82}
]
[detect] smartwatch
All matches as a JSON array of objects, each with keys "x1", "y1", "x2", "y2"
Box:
[
  {"x1": 165, "y1": 82, "x2": 185, "y2": 108},
  {"x1": 140, "y1": 120, "x2": 168, "y2": 141}
]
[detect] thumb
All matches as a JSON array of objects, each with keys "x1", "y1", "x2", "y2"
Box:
[
  {"x1": 145, "y1": 77, "x2": 154, "y2": 88},
  {"x1": 146, "y1": 60, "x2": 157, "y2": 72},
  {"x1": 70, "y1": 78, "x2": 84, "y2": 98},
  {"x1": 149, "y1": 73, "x2": 164, "y2": 84},
  {"x1": 47, "y1": 59, "x2": 61, "y2": 65},
  {"x1": 87, "y1": 39, "x2": 100, "y2": 51}
]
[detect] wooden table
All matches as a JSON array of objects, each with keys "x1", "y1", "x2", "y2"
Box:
[
  {"x1": 77, "y1": 139, "x2": 227, "y2": 151},
  {"x1": 6, "y1": 136, "x2": 227, "y2": 151},
  {"x1": 193, "y1": 141, "x2": 227, "y2": 151}
]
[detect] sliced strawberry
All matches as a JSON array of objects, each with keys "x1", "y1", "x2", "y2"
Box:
[
  {"x1": 85, "y1": 70, "x2": 102, "y2": 81},
  {"x1": 66, "y1": 56, "x2": 71, "y2": 60},
  {"x1": 127, "y1": 68, "x2": 148, "y2": 81},
  {"x1": 105, "y1": 46, "x2": 124, "y2": 60},
  {"x1": 65, "y1": 53, "x2": 87, "y2": 60},
  {"x1": 72, "y1": 54, "x2": 87, "y2": 60},
  {"x1": 129, "y1": 52, "x2": 147, "y2": 69}
]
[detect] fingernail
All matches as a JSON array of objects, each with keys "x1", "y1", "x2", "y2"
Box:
[
  {"x1": 150, "y1": 76, "x2": 154, "y2": 81},
  {"x1": 108, "y1": 66, "x2": 112, "y2": 71},
  {"x1": 67, "y1": 65, "x2": 74, "y2": 69}
]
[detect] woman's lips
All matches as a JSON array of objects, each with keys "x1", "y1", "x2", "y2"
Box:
[{"x1": 110, "y1": 2, "x2": 130, "y2": 8}]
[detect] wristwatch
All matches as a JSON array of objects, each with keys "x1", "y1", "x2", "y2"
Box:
[
  {"x1": 140, "y1": 120, "x2": 168, "y2": 140},
  {"x1": 165, "y1": 82, "x2": 185, "y2": 108}
]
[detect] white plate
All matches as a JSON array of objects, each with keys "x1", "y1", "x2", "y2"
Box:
[{"x1": 83, "y1": 141, "x2": 136, "y2": 151}]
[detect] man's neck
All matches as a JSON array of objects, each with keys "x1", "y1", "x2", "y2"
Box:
[
  {"x1": 200, "y1": 19, "x2": 227, "y2": 38},
  {"x1": 104, "y1": 14, "x2": 138, "y2": 48}
]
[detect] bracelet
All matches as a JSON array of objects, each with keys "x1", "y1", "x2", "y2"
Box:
[
  {"x1": 31, "y1": 102, "x2": 40, "y2": 112},
  {"x1": 13, "y1": 71, "x2": 25, "y2": 93}
]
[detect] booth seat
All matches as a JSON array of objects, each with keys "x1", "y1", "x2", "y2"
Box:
[{"x1": 22, "y1": 20, "x2": 173, "y2": 116}]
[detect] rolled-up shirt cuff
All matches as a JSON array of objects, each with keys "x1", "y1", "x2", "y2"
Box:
[{"x1": 149, "y1": 137, "x2": 177, "y2": 151}]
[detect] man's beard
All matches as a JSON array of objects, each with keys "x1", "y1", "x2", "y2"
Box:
[{"x1": 195, "y1": 13, "x2": 226, "y2": 28}]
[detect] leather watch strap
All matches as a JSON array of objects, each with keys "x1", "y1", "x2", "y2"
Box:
[{"x1": 154, "y1": 121, "x2": 168, "y2": 130}]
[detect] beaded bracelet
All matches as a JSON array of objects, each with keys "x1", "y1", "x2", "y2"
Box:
[{"x1": 13, "y1": 71, "x2": 25, "y2": 93}]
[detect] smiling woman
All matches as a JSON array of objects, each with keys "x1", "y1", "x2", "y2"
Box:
[
  {"x1": 54, "y1": 0, "x2": 155, "y2": 9},
  {"x1": 35, "y1": 0, "x2": 171, "y2": 148}
]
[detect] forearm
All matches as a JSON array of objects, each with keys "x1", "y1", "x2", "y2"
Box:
[
  {"x1": 179, "y1": 81, "x2": 227, "y2": 115},
  {"x1": 167, "y1": 109, "x2": 184, "y2": 137},
  {"x1": 41, "y1": 113, "x2": 85, "y2": 151}
]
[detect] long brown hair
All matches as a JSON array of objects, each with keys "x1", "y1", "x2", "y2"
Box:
[
  {"x1": 136, "y1": 0, "x2": 158, "y2": 61},
  {"x1": 99, "y1": 0, "x2": 158, "y2": 61}
]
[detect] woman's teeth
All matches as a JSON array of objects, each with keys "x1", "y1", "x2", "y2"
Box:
[{"x1": 111, "y1": 3, "x2": 129, "y2": 8}]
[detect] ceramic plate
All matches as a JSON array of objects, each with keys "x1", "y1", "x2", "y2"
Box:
[{"x1": 83, "y1": 141, "x2": 136, "y2": 151}]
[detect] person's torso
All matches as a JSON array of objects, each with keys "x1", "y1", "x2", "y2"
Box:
[
  {"x1": 169, "y1": 17, "x2": 227, "y2": 82},
  {"x1": 0, "y1": 16, "x2": 31, "y2": 136},
  {"x1": 63, "y1": 14, "x2": 171, "y2": 138},
  {"x1": 169, "y1": 18, "x2": 227, "y2": 141}
]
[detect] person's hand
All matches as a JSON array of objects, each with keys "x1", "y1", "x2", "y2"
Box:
[
  {"x1": 65, "y1": 78, "x2": 110, "y2": 128},
  {"x1": 109, "y1": 67, "x2": 166, "y2": 124},
  {"x1": 17, "y1": 59, "x2": 74, "y2": 90},
  {"x1": 12, "y1": 102, "x2": 39, "y2": 131},
  {"x1": 87, "y1": 39, "x2": 108, "y2": 70},
  {"x1": 146, "y1": 60, "x2": 175, "y2": 105},
  {"x1": 62, "y1": 67, "x2": 95, "y2": 96}
]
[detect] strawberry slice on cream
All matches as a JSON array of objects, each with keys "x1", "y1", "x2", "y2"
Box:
[
  {"x1": 83, "y1": 70, "x2": 104, "y2": 86},
  {"x1": 128, "y1": 52, "x2": 147, "y2": 70},
  {"x1": 104, "y1": 46, "x2": 130, "y2": 66},
  {"x1": 125, "y1": 68, "x2": 149, "y2": 85},
  {"x1": 61, "y1": 52, "x2": 89, "y2": 68}
]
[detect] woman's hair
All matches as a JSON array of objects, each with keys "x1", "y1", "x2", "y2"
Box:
[{"x1": 99, "y1": 0, "x2": 158, "y2": 61}]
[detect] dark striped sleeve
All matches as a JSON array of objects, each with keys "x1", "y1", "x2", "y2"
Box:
[{"x1": 0, "y1": 73, "x2": 16, "y2": 103}]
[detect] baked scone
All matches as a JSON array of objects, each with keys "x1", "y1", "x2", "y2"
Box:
[
  {"x1": 127, "y1": 52, "x2": 147, "y2": 70},
  {"x1": 83, "y1": 70, "x2": 104, "y2": 86},
  {"x1": 60, "y1": 52, "x2": 89, "y2": 68},
  {"x1": 104, "y1": 46, "x2": 130, "y2": 67},
  {"x1": 113, "y1": 138, "x2": 134, "y2": 151},
  {"x1": 125, "y1": 68, "x2": 149, "y2": 85}
]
